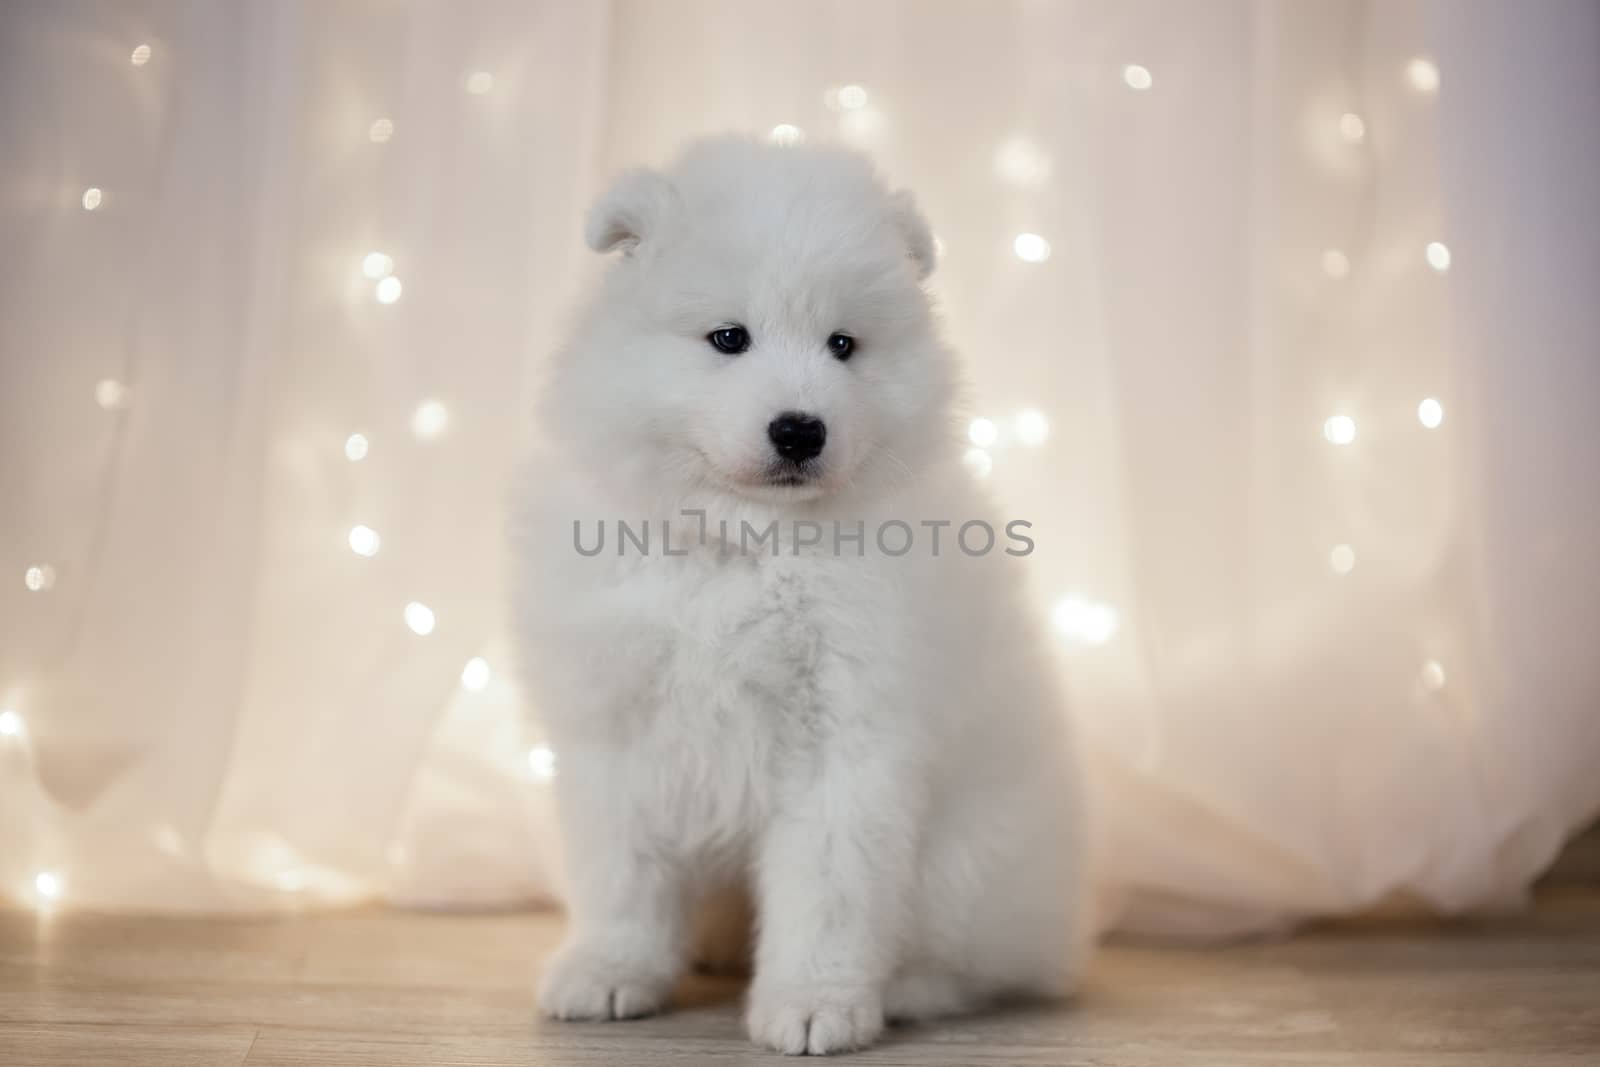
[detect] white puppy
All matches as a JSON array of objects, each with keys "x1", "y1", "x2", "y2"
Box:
[{"x1": 514, "y1": 136, "x2": 1087, "y2": 1055}]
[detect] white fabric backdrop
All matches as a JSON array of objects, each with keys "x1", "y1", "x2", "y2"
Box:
[{"x1": 2, "y1": 0, "x2": 1596, "y2": 938}]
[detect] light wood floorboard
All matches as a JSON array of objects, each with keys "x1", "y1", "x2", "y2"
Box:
[{"x1": 2, "y1": 871, "x2": 1597, "y2": 1064}]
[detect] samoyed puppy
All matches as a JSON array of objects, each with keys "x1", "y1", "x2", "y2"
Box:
[{"x1": 514, "y1": 135, "x2": 1086, "y2": 1055}]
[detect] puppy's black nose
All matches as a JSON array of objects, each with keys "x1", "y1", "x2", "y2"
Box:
[{"x1": 767, "y1": 412, "x2": 827, "y2": 463}]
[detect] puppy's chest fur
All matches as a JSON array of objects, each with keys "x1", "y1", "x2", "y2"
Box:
[{"x1": 585, "y1": 547, "x2": 885, "y2": 855}]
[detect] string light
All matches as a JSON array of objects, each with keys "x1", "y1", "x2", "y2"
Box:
[
  {"x1": 963, "y1": 448, "x2": 993, "y2": 479},
  {"x1": 411, "y1": 400, "x2": 448, "y2": 440},
  {"x1": 836, "y1": 84, "x2": 868, "y2": 110},
  {"x1": 1122, "y1": 64, "x2": 1153, "y2": 91},
  {"x1": 404, "y1": 602, "x2": 436, "y2": 636},
  {"x1": 130, "y1": 44, "x2": 151, "y2": 67},
  {"x1": 0, "y1": 709, "x2": 21, "y2": 737},
  {"x1": 461, "y1": 657, "x2": 490, "y2": 691},
  {"x1": 769, "y1": 124, "x2": 804, "y2": 146},
  {"x1": 528, "y1": 744, "x2": 557, "y2": 780},
  {"x1": 347, "y1": 525, "x2": 381, "y2": 558},
  {"x1": 1015, "y1": 409, "x2": 1050, "y2": 447},
  {"x1": 1323, "y1": 415, "x2": 1357, "y2": 445},
  {"x1": 1421, "y1": 660, "x2": 1447, "y2": 690},
  {"x1": 1321, "y1": 249, "x2": 1351, "y2": 279},
  {"x1": 362, "y1": 252, "x2": 394, "y2": 279},
  {"x1": 375, "y1": 276, "x2": 403, "y2": 304},
  {"x1": 968, "y1": 417, "x2": 998, "y2": 448},
  {"x1": 369, "y1": 118, "x2": 394, "y2": 144},
  {"x1": 1406, "y1": 57, "x2": 1440, "y2": 94},
  {"x1": 1052, "y1": 595, "x2": 1120, "y2": 646},
  {"x1": 344, "y1": 433, "x2": 369, "y2": 461},
  {"x1": 1013, "y1": 233, "x2": 1051, "y2": 263},
  {"x1": 465, "y1": 71, "x2": 493, "y2": 95},
  {"x1": 34, "y1": 872, "x2": 62, "y2": 901},
  {"x1": 1338, "y1": 112, "x2": 1366, "y2": 144},
  {"x1": 1425, "y1": 241, "x2": 1451, "y2": 272},
  {"x1": 994, "y1": 137, "x2": 1052, "y2": 188},
  {"x1": 23, "y1": 565, "x2": 56, "y2": 592},
  {"x1": 81, "y1": 187, "x2": 102, "y2": 211},
  {"x1": 1418, "y1": 397, "x2": 1444, "y2": 429},
  {"x1": 1329, "y1": 543, "x2": 1356, "y2": 575},
  {"x1": 95, "y1": 379, "x2": 129, "y2": 410}
]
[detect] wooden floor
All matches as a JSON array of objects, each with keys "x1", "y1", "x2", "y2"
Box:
[{"x1": 3, "y1": 857, "x2": 1598, "y2": 1065}]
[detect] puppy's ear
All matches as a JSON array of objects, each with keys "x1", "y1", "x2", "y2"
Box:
[
  {"x1": 585, "y1": 168, "x2": 678, "y2": 255},
  {"x1": 890, "y1": 189, "x2": 937, "y2": 280}
]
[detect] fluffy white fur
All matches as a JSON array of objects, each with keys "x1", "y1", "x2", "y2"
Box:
[{"x1": 513, "y1": 136, "x2": 1087, "y2": 1055}]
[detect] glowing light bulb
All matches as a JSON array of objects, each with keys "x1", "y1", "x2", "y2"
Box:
[
  {"x1": 528, "y1": 744, "x2": 557, "y2": 780},
  {"x1": 96, "y1": 379, "x2": 129, "y2": 410},
  {"x1": 404, "y1": 601, "x2": 435, "y2": 636},
  {"x1": 369, "y1": 118, "x2": 394, "y2": 144},
  {"x1": 1323, "y1": 415, "x2": 1357, "y2": 445},
  {"x1": 0, "y1": 710, "x2": 21, "y2": 736},
  {"x1": 344, "y1": 433, "x2": 369, "y2": 461},
  {"x1": 1014, "y1": 409, "x2": 1050, "y2": 447},
  {"x1": 968, "y1": 417, "x2": 998, "y2": 448},
  {"x1": 1052, "y1": 595, "x2": 1120, "y2": 646},
  {"x1": 1122, "y1": 64, "x2": 1153, "y2": 91},
  {"x1": 963, "y1": 448, "x2": 993, "y2": 479},
  {"x1": 461, "y1": 657, "x2": 490, "y2": 691},
  {"x1": 1338, "y1": 112, "x2": 1366, "y2": 143},
  {"x1": 82, "y1": 187, "x2": 102, "y2": 211},
  {"x1": 35, "y1": 871, "x2": 61, "y2": 901},
  {"x1": 1421, "y1": 660, "x2": 1446, "y2": 690},
  {"x1": 1418, "y1": 397, "x2": 1444, "y2": 429},
  {"x1": 1329, "y1": 543, "x2": 1356, "y2": 575},
  {"x1": 1406, "y1": 57, "x2": 1440, "y2": 93},
  {"x1": 994, "y1": 137, "x2": 1052, "y2": 188},
  {"x1": 375, "y1": 276, "x2": 403, "y2": 304},
  {"x1": 411, "y1": 400, "x2": 448, "y2": 440},
  {"x1": 23, "y1": 565, "x2": 56, "y2": 592},
  {"x1": 1426, "y1": 242, "x2": 1451, "y2": 272},
  {"x1": 836, "y1": 84, "x2": 868, "y2": 110},
  {"x1": 1321, "y1": 249, "x2": 1350, "y2": 279},
  {"x1": 348, "y1": 525, "x2": 381, "y2": 557},
  {"x1": 362, "y1": 252, "x2": 394, "y2": 279},
  {"x1": 1013, "y1": 233, "x2": 1051, "y2": 263},
  {"x1": 769, "y1": 124, "x2": 804, "y2": 146},
  {"x1": 465, "y1": 71, "x2": 493, "y2": 95},
  {"x1": 130, "y1": 44, "x2": 151, "y2": 67}
]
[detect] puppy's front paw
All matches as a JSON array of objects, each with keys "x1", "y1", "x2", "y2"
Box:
[
  {"x1": 746, "y1": 982, "x2": 884, "y2": 1055},
  {"x1": 538, "y1": 940, "x2": 674, "y2": 1021}
]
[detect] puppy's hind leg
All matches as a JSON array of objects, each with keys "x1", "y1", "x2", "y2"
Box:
[
  {"x1": 886, "y1": 870, "x2": 1082, "y2": 1025},
  {"x1": 883, "y1": 969, "x2": 976, "y2": 1022},
  {"x1": 889, "y1": 786, "x2": 1088, "y2": 1024}
]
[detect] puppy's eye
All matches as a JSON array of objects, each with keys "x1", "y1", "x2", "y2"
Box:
[
  {"x1": 827, "y1": 332, "x2": 856, "y2": 361},
  {"x1": 707, "y1": 326, "x2": 750, "y2": 355}
]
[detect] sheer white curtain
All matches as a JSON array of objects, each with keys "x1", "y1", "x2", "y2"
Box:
[{"x1": 2, "y1": 0, "x2": 1596, "y2": 937}]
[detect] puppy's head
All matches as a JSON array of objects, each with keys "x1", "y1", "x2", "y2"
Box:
[{"x1": 548, "y1": 136, "x2": 953, "y2": 508}]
